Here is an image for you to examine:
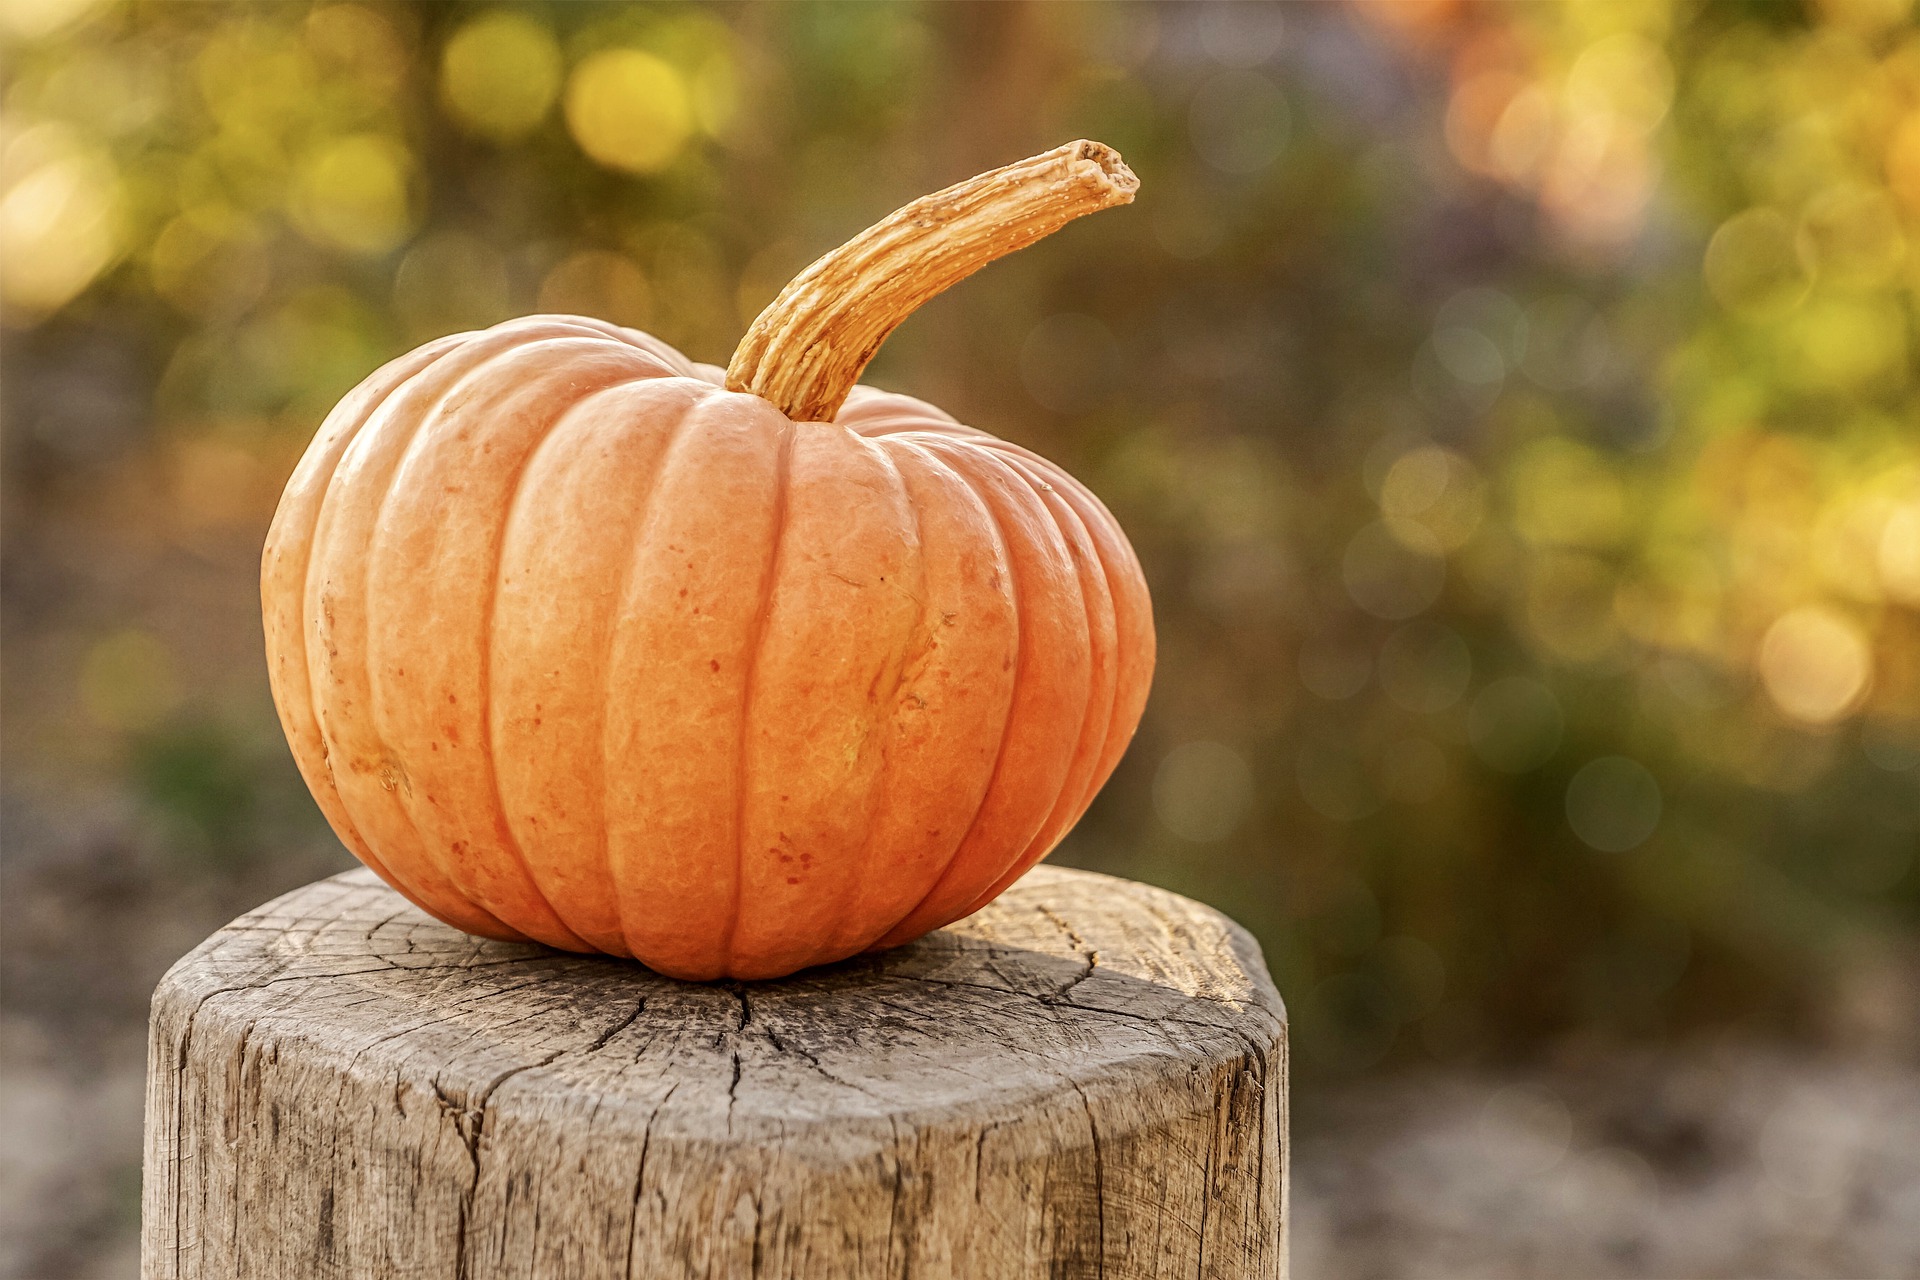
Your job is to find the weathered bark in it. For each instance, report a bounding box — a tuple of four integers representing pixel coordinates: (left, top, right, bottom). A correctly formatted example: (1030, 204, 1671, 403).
(143, 864, 1287, 1278)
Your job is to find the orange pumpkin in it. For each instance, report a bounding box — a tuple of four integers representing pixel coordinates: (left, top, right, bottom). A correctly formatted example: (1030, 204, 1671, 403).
(261, 141, 1153, 979)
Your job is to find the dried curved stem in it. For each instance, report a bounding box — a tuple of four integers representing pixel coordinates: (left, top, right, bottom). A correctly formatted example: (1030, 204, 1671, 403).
(725, 140, 1139, 423)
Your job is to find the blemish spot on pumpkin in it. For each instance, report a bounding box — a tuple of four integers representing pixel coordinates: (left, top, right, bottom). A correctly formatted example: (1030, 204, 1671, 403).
(785, 876, 800, 886)
(709, 660, 720, 673)
(447, 693, 457, 705)
(376, 756, 411, 797)
(679, 588, 688, 598)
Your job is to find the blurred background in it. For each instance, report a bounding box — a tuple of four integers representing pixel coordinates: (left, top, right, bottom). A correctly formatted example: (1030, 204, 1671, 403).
(4, 0, 1919, 1275)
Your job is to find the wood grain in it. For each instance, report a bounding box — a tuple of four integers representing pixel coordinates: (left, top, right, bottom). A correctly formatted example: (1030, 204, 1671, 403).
(143, 864, 1286, 1278)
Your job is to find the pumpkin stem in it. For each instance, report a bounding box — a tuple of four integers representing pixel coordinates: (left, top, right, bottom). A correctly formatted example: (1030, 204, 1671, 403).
(724, 140, 1138, 423)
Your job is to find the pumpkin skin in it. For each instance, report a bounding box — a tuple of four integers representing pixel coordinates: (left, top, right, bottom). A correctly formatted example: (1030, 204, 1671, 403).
(262, 315, 1154, 979)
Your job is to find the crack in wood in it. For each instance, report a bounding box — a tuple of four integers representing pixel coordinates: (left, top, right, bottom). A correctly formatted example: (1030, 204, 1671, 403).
(622, 1079, 679, 1279)
(1067, 1080, 1107, 1280)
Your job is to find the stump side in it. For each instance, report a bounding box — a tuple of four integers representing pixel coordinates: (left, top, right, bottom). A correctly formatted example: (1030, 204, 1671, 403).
(143, 865, 1286, 1280)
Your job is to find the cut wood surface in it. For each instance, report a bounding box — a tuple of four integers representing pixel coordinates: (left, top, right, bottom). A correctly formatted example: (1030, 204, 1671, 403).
(143, 864, 1287, 1279)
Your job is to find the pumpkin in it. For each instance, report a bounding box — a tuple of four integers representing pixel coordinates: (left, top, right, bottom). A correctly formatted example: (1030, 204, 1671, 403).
(261, 140, 1154, 979)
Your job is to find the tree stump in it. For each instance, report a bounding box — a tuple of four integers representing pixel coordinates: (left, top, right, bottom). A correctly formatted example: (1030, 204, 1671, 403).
(143, 865, 1287, 1279)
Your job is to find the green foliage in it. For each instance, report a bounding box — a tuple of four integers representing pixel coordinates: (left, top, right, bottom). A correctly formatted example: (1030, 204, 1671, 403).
(131, 717, 322, 869)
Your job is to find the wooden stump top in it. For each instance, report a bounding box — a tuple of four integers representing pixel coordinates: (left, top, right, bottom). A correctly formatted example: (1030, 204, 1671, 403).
(146, 864, 1287, 1278)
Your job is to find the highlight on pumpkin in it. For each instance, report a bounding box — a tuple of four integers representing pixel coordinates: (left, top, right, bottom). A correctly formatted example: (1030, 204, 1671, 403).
(258, 144, 1155, 980)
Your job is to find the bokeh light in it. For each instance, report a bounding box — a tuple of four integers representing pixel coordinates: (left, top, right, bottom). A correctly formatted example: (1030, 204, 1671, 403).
(1467, 676, 1564, 773)
(1381, 444, 1485, 552)
(564, 49, 692, 175)
(440, 12, 563, 142)
(1704, 208, 1812, 318)
(289, 133, 415, 256)
(0, 0, 108, 41)
(0, 123, 121, 317)
(1881, 503, 1920, 604)
(1565, 756, 1663, 853)
(1759, 606, 1874, 726)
